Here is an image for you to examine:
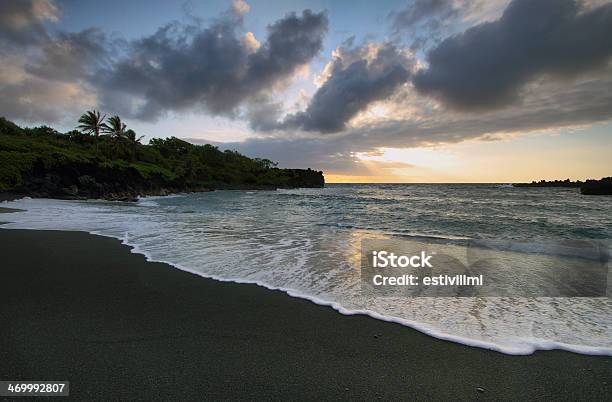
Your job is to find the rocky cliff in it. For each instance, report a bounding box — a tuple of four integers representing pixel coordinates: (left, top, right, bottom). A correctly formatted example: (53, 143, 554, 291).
(0, 117, 324, 201)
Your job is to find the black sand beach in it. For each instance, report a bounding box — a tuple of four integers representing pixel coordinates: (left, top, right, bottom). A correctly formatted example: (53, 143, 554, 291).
(1, 228, 610, 400)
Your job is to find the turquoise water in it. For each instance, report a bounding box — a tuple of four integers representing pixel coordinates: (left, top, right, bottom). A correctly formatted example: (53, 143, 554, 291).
(3, 184, 611, 354)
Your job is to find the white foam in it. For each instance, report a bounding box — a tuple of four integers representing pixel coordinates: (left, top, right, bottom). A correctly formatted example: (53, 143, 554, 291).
(64, 230, 612, 356)
(2, 196, 611, 356)
(137, 200, 160, 207)
(137, 193, 187, 201)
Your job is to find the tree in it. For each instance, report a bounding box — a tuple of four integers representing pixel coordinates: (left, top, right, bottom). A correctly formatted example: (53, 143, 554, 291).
(125, 129, 144, 145)
(77, 110, 106, 153)
(254, 158, 278, 169)
(103, 115, 127, 140)
(125, 129, 144, 160)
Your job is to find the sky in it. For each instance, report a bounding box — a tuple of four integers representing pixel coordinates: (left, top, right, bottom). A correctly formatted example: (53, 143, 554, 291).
(1, 0, 611, 182)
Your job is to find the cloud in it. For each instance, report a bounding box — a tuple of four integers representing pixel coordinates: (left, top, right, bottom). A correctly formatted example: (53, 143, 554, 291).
(0, 1, 327, 125)
(232, 0, 251, 16)
(26, 28, 110, 81)
(0, 53, 96, 124)
(276, 0, 612, 135)
(281, 40, 414, 133)
(391, 0, 459, 29)
(223, 136, 361, 172)
(0, 0, 102, 124)
(220, 67, 612, 172)
(242, 31, 261, 52)
(390, 0, 475, 50)
(244, 95, 284, 132)
(99, 7, 328, 120)
(413, 0, 612, 110)
(0, 0, 58, 46)
(2, 0, 612, 175)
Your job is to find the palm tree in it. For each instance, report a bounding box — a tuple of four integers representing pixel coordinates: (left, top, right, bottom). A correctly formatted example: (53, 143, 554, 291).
(77, 110, 106, 153)
(125, 129, 144, 145)
(124, 129, 144, 161)
(103, 115, 127, 140)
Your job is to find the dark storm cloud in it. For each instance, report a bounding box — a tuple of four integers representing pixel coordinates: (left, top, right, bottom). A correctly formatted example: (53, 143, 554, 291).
(3, 0, 612, 167)
(218, 71, 612, 171)
(281, 41, 413, 133)
(413, 0, 612, 111)
(277, 0, 612, 135)
(0, 1, 327, 124)
(389, 0, 470, 51)
(0, 0, 107, 123)
(244, 95, 284, 132)
(0, 0, 109, 76)
(391, 0, 460, 32)
(100, 9, 328, 120)
(0, 0, 57, 47)
(27, 28, 110, 81)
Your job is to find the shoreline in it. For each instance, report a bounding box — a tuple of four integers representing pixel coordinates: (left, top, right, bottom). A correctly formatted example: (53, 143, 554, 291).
(1, 228, 610, 399)
(2, 200, 611, 356)
(113, 230, 612, 357)
(0, 185, 313, 204)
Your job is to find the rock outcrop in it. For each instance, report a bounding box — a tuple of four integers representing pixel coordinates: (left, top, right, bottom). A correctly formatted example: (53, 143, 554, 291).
(580, 177, 612, 195)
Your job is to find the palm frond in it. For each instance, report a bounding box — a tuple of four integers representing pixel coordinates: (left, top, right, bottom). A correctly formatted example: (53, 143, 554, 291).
(103, 115, 128, 138)
(125, 129, 143, 144)
(77, 110, 106, 136)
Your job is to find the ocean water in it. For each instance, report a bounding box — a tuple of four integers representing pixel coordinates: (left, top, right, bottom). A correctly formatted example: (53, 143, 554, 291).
(3, 184, 611, 355)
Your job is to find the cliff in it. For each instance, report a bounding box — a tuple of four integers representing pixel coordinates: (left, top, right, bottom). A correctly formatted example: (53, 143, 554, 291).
(0, 118, 324, 201)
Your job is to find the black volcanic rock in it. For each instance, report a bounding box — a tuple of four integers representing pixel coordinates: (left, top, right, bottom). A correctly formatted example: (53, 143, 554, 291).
(580, 177, 612, 195)
(514, 179, 582, 188)
(514, 177, 612, 196)
(0, 117, 325, 201)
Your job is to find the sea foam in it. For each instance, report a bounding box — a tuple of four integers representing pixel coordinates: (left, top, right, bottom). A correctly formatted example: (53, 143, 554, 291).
(2, 186, 611, 356)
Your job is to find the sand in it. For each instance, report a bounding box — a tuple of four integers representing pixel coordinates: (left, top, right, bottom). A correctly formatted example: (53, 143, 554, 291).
(0, 229, 610, 400)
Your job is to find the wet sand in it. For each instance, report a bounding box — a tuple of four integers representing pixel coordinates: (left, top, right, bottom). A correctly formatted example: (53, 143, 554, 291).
(0, 229, 610, 400)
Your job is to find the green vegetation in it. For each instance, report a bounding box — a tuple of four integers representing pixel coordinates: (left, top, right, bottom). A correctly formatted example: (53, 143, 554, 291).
(0, 114, 324, 200)
(514, 177, 612, 195)
(77, 110, 106, 153)
(514, 179, 582, 188)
